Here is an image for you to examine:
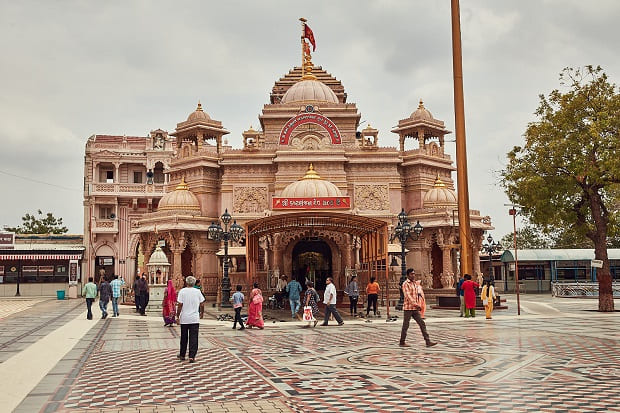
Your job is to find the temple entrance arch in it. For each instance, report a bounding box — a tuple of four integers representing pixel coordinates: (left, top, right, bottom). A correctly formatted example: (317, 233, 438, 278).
(292, 238, 332, 290)
(246, 211, 395, 316)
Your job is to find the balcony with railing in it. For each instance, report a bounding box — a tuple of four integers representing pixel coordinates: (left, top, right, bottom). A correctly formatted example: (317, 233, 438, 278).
(92, 218, 118, 233)
(90, 183, 166, 196)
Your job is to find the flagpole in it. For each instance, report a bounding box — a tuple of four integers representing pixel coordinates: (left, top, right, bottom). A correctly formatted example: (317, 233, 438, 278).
(300, 17, 307, 79)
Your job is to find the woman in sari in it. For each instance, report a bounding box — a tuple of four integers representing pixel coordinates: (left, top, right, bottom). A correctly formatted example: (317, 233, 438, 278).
(162, 279, 177, 327)
(480, 278, 497, 319)
(246, 282, 264, 329)
(302, 280, 320, 328)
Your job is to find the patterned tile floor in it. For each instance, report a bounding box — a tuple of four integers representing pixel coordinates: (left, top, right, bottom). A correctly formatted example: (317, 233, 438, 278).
(5, 295, 620, 412)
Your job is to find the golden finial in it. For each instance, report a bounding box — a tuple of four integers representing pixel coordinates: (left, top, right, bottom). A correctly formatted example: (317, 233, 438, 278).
(434, 175, 445, 187)
(176, 177, 190, 191)
(196, 101, 203, 111)
(418, 99, 425, 109)
(303, 163, 321, 179)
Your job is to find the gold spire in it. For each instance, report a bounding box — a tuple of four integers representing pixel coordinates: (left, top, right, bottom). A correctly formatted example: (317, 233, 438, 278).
(196, 101, 203, 111)
(418, 99, 425, 109)
(301, 45, 317, 80)
(176, 177, 190, 191)
(434, 175, 446, 187)
(302, 163, 321, 179)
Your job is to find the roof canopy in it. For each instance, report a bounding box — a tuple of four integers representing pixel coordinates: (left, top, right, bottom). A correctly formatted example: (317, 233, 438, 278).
(501, 249, 620, 262)
(246, 211, 387, 239)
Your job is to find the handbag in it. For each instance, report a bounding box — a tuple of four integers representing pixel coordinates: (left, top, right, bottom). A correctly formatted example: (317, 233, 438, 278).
(302, 306, 315, 322)
(252, 293, 263, 304)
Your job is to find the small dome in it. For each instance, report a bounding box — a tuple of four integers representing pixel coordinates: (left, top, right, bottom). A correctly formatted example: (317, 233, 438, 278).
(423, 176, 457, 208)
(410, 99, 434, 121)
(148, 245, 170, 266)
(187, 102, 211, 122)
(158, 178, 201, 212)
(281, 80, 339, 104)
(281, 164, 342, 197)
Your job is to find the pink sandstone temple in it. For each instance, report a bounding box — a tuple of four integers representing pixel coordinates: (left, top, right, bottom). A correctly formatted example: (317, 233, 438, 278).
(83, 26, 492, 302)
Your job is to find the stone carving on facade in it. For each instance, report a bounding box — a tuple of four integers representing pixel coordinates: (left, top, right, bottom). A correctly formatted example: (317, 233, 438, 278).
(421, 272, 433, 289)
(441, 272, 455, 289)
(233, 186, 268, 214)
(354, 184, 389, 211)
(290, 134, 331, 150)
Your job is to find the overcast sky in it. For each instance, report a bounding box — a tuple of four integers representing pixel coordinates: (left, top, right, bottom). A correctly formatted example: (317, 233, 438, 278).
(1, 1, 619, 241)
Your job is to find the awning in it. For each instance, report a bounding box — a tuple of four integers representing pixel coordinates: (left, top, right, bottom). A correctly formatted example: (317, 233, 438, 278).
(388, 243, 409, 254)
(0, 254, 83, 260)
(216, 246, 246, 256)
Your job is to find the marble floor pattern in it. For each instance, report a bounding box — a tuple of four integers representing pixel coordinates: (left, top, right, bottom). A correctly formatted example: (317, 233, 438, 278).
(5, 295, 620, 413)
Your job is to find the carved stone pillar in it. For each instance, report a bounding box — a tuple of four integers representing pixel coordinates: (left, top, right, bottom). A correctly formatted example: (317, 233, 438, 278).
(442, 247, 452, 280)
(172, 248, 184, 289)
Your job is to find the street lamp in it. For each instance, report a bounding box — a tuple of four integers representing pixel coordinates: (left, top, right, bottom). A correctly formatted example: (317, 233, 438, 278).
(391, 208, 423, 311)
(208, 209, 244, 308)
(481, 233, 501, 282)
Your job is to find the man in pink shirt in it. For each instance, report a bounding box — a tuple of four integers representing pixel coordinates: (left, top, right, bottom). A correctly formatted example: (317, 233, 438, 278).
(399, 268, 437, 348)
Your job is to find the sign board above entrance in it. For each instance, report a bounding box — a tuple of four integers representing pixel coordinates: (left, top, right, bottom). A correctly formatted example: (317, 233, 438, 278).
(279, 113, 342, 145)
(272, 196, 350, 210)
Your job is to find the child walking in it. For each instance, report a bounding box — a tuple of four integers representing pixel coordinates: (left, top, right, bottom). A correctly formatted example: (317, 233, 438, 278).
(232, 285, 245, 330)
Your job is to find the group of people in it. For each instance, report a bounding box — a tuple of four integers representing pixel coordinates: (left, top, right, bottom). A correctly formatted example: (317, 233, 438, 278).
(456, 274, 497, 319)
(82, 274, 125, 320)
(132, 273, 150, 315)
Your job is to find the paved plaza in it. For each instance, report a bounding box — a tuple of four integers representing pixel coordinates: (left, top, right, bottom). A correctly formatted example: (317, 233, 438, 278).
(1, 295, 619, 413)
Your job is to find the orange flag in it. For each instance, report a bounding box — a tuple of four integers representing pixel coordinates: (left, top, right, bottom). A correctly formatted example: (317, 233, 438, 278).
(304, 24, 316, 51)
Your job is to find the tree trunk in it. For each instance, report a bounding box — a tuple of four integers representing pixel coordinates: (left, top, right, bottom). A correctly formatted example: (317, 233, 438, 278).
(589, 190, 614, 312)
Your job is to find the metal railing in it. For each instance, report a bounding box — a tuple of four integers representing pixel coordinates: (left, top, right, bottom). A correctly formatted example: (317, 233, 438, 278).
(551, 282, 620, 297)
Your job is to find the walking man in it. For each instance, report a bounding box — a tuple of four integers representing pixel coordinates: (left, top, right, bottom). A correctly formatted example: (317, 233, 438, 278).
(232, 284, 245, 330)
(83, 276, 97, 320)
(321, 277, 344, 326)
(137, 275, 149, 315)
(99, 276, 112, 319)
(176, 275, 205, 363)
(286, 276, 303, 319)
(110, 275, 125, 317)
(399, 268, 437, 348)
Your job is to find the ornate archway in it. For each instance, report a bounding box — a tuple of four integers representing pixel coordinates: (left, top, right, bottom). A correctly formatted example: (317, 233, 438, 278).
(246, 212, 394, 315)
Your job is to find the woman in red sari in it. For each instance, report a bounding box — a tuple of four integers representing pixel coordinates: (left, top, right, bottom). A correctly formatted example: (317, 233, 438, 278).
(246, 282, 264, 329)
(461, 274, 479, 318)
(162, 279, 177, 326)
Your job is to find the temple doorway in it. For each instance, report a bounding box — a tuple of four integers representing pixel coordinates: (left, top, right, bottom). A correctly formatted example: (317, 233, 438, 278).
(292, 238, 332, 291)
(431, 242, 443, 289)
(181, 244, 193, 278)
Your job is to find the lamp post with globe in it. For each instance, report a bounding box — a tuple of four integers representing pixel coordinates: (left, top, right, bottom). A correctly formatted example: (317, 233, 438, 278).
(391, 209, 424, 311)
(208, 209, 244, 308)
(481, 233, 502, 282)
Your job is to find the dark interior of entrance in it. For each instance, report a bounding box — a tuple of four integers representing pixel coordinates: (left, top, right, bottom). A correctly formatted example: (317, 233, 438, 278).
(292, 238, 332, 291)
(431, 242, 443, 289)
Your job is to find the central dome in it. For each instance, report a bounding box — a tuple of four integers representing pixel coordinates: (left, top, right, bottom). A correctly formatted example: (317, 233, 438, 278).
(158, 178, 201, 212)
(281, 79, 339, 104)
(280, 164, 342, 197)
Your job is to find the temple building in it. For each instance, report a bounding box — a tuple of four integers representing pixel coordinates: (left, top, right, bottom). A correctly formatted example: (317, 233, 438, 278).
(83, 27, 493, 301)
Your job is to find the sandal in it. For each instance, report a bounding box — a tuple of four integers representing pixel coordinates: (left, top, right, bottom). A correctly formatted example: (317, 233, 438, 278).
(189, 358, 195, 363)
(176, 355, 185, 361)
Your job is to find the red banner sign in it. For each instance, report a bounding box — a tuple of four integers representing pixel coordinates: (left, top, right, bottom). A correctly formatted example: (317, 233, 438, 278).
(279, 113, 342, 145)
(272, 196, 350, 210)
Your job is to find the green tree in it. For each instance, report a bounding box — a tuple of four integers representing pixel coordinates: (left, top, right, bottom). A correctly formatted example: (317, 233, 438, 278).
(500, 225, 551, 249)
(4, 210, 68, 234)
(502, 66, 620, 312)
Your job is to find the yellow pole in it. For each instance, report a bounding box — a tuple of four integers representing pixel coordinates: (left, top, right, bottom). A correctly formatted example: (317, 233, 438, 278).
(299, 17, 307, 79)
(450, 0, 473, 276)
